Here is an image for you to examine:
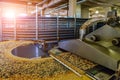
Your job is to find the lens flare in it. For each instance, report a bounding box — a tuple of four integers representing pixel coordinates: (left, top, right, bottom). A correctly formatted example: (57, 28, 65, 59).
(4, 9, 15, 18)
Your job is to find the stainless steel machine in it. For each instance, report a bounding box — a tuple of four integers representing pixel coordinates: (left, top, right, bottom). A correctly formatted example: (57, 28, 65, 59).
(57, 10, 120, 79)
(59, 24, 120, 71)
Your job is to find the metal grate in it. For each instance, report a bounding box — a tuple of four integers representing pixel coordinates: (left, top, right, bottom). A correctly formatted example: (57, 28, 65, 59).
(1, 17, 88, 42)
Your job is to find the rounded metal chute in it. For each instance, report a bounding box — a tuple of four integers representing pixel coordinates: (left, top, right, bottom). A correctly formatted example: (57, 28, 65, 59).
(79, 18, 106, 40)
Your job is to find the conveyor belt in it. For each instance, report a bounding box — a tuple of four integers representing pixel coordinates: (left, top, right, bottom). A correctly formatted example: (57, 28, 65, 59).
(50, 54, 85, 77)
(49, 48, 96, 79)
(49, 48, 115, 80)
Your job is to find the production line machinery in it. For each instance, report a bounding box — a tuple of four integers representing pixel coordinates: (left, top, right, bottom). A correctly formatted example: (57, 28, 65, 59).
(49, 10, 120, 80)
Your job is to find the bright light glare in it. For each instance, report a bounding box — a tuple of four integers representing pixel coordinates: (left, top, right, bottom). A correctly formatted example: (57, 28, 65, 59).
(31, 11, 35, 14)
(4, 9, 15, 18)
(95, 10, 99, 14)
(19, 13, 28, 17)
(45, 15, 51, 17)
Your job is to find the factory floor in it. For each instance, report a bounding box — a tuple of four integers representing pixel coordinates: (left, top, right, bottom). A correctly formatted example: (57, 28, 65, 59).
(0, 41, 92, 80)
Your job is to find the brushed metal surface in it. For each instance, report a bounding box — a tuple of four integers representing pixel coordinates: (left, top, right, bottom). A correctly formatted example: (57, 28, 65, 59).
(85, 25, 120, 41)
(59, 39, 120, 71)
(59, 24, 120, 71)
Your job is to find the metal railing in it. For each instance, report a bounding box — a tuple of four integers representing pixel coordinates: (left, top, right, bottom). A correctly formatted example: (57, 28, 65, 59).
(1, 17, 88, 42)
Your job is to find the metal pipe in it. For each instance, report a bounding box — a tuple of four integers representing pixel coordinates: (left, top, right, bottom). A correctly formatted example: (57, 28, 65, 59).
(57, 14, 59, 41)
(35, 0, 48, 40)
(36, 5, 38, 40)
(88, 0, 112, 6)
(77, 0, 86, 4)
(74, 17, 77, 39)
(36, 0, 48, 6)
(32, 0, 48, 14)
(14, 16, 16, 40)
(0, 8, 2, 41)
(46, 3, 67, 15)
(45, 0, 87, 15)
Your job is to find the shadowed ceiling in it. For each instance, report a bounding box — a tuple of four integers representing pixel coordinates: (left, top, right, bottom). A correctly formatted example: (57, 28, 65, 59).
(0, 0, 120, 17)
(0, 0, 120, 7)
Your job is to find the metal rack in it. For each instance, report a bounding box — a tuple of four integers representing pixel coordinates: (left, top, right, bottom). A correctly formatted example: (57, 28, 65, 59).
(1, 17, 88, 42)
